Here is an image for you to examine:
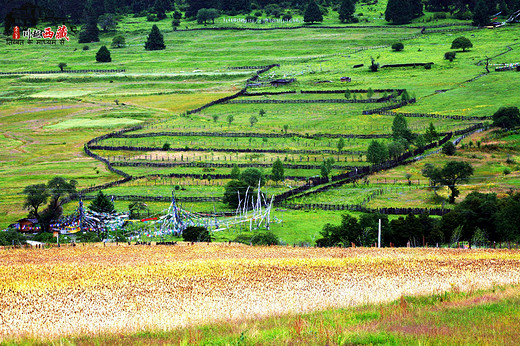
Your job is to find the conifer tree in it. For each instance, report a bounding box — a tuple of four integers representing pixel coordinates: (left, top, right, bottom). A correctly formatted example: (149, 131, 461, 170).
(304, 0, 323, 23)
(338, 0, 355, 23)
(385, 0, 413, 24)
(145, 24, 166, 50)
(271, 158, 285, 185)
(473, 0, 489, 26)
(95, 45, 111, 62)
(88, 191, 115, 213)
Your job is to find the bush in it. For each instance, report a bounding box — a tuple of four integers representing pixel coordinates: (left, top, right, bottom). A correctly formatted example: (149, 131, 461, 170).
(282, 13, 292, 21)
(254, 11, 262, 17)
(77, 231, 101, 243)
(252, 232, 279, 245)
(111, 35, 126, 48)
(444, 51, 456, 61)
(172, 19, 180, 27)
(95, 46, 111, 63)
(182, 226, 211, 242)
(442, 141, 456, 155)
(424, 63, 432, 69)
(503, 167, 512, 175)
(0, 230, 27, 246)
(82, 45, 89, 51)
(233, 232, 279, 245)
(33, 232, 55, 243)
(433, 12, 447, 20)
(147, 14, 159, 21)
(391, 42, 404, 51)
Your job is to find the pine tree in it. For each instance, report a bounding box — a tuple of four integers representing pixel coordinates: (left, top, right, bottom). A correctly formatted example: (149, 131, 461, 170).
(88, 191, 115, 213)
(271, 158, 285, 184)
(338, 0, 355, 23)
(473, 0, 489, 26)
(304, 0, 323, 23)
(78, 2, 99, 43)
(392, 114, 414, 142)
(96, 45, 111, 62)
(385, 0, 413, 24)
(145, 24, 166, 50)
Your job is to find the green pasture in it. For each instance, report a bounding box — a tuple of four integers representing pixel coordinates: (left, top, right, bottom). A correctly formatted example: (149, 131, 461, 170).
(1, 11, 520, 231)
(98, 134, 378, 152)
(107, 165, 345, 179)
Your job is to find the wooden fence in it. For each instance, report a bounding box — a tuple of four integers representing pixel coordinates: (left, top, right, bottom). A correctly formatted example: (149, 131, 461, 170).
(0, 69, 125, 75)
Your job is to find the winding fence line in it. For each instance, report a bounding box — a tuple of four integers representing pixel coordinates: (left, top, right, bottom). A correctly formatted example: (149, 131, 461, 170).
(362, 99, 416, 115)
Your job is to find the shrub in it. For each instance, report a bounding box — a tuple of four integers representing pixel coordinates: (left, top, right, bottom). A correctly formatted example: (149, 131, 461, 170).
(282, 13, 292, 21)
(251, 232, 279, 245)
(424, 63, 432, 69)
(442, 141, 456, 155)
(95, 46, 111, 63)
(444, 51, 456, 61)
(433, 12, 447, 20)
(254, 11, 262, 17)
(182, 226, 211, 242)
(111, 35, 126, 48)
(82, 45, 89, 50)
(503, 167, 511, 175)
(172, 19, 180, 27)
(493, 106, 520, 129)
(147, 13, 159, 21)
(391, 42, 404, 51)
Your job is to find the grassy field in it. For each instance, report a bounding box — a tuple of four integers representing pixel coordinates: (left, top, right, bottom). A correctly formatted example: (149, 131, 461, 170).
(2, 246, 520, 343)
(1, 9, 520, 232)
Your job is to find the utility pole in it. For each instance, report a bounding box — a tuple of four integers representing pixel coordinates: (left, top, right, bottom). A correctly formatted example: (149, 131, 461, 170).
(378, 219, 381, 248)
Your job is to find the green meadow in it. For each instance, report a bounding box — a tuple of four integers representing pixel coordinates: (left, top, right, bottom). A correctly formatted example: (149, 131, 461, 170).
(1, 8, 519, 233)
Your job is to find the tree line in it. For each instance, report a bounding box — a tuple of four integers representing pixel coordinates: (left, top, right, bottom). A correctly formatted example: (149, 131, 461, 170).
(317, 190, 520, 248)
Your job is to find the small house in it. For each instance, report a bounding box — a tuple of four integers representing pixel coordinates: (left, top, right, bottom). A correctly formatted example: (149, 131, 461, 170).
(17, 218, 40, 232)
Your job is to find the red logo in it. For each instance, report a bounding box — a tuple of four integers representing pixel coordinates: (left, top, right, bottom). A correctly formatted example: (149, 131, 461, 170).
(13, 26, 20, 40)
(42, 27, 54, 39)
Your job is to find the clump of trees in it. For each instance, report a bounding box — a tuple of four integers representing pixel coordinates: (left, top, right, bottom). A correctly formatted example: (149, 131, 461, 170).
(223, 168, 265, 208)
(196, 8, 220, 24)
(317, 189, 520, 248)
(492, 106, 520, 129)
(385, 0, 423, 24)
(22, 177, 78, 233)
(422, 161, 474, 203)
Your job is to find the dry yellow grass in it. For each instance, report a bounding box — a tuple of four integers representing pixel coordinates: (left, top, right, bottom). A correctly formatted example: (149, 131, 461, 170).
(1, 245, 520, 341)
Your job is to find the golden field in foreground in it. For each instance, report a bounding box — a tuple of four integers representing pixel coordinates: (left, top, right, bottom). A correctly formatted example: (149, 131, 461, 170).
(1, 245, 520, 341)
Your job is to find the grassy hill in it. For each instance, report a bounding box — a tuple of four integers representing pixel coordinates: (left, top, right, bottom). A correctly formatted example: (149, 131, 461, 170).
(1, 10, 519, 243)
